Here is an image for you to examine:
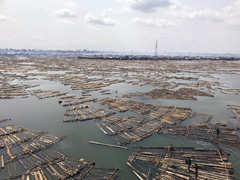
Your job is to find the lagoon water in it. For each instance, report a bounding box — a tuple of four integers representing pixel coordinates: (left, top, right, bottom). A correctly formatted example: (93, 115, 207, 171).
(0, 59, 240, 179)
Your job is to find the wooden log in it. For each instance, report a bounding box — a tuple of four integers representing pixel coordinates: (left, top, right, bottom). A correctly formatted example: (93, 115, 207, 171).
(89, 141, 128, 149)
(1, 154, 4, 169)
(146, 167, 151, 180)
(107, 168, 119, 180)
(133, 170, 144, 180)
(127, 162, 147, 179)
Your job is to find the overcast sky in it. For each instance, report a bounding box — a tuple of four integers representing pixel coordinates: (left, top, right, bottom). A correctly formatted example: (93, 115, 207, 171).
(0, 0, 240, 53)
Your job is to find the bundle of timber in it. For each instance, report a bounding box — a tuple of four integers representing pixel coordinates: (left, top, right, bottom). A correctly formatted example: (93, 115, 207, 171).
(226, 89, 240, 95)
(1, 133, 63, 163)
(127, 147, 235, 180)
(160, 107, 192, 125)
(0, 120, 119, 180)
(3, 150, 119, 180)
(159, 123, 240, 147)
(71, 82, 110, 90)
(95, 116, 164, 145)
(97, 98, 192, 125)
(113, 120, 164, 145)
(123, 88, 213, 101)
(0, 125, 23, 136)
(28, 89, 66, 99)
(126, 81, 177, 89)
(95, 116, 145, 135)
(58, 94, 97, 106)
(227, 105, 240, 118)
(97, 97, 154, 113)
(0, 84, 38, 99)
(64, 104, 115, 122)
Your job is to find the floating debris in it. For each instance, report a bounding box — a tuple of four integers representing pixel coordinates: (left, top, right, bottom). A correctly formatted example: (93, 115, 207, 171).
(127, 147, 234, 180)
(159, 123, 240, 147)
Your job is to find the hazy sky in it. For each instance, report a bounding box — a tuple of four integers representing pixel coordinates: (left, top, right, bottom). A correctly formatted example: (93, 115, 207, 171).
(0, 0, 240, 53)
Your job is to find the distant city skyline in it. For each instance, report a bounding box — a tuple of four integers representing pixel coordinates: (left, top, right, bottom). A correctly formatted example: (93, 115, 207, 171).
(0, 0, 240, 54)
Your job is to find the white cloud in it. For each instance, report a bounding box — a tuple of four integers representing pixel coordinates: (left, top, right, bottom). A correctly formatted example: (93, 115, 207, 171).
(85, 12, 115, 26)
(132, 17, 175, 27)
(222, 1, 240, 25)
(184, 9, 224, 22)
(64, 2, 77, 8)
(55, 9, 77, 18)
(0, 15, 16, 22)
(128, 0, 172, 13)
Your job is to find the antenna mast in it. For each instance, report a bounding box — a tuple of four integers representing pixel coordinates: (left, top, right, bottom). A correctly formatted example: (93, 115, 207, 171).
(155, 40, 158, 56)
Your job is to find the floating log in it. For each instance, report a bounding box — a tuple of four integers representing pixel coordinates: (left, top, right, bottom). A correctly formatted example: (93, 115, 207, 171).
(89, 141, 128, 149)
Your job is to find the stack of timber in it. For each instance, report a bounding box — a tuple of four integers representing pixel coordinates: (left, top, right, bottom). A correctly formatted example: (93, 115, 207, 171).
(57, 94, 97, 106)
(160, 107, 192, 125)
(0, 84, 38, 99)
(227, 105, 240, 118)
(227, 105, 240, 130)
(64, 104, 115, 122)
(71, 82, 110, 90)
(0, 125, 23, 137)
(95, 116, 164, 145)
(226, 89, 240, 95)
(0, 121, 119, 179)
(97, 98, 192, 125)
(159, 123, 240, 147)
(4, 152, 118, 180)
(28, 89, 66, 99)
(127, 147, 234, 180)
(123, 88, 213, 101)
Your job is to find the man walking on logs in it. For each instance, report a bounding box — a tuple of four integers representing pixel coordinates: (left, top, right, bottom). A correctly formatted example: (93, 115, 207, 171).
(193, 163, 199, 179)
(216, 127, 220, 138)
(168, 144, 174, 159)
(168, 144, 174, 152)
(185, 157, 192, 172)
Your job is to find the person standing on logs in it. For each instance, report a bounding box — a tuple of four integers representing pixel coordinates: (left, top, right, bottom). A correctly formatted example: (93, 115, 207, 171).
(216, 127, 220, 138)
(168, 144, 174, 152)
(193, 163, 199, 179)
(167, 144, 174, 159)
(185, 157, 192, 172)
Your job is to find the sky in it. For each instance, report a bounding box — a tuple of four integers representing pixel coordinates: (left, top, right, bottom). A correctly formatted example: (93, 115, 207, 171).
(0, 0, 240, 54)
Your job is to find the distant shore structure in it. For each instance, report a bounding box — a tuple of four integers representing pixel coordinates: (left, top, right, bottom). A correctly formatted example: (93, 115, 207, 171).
(155, 40, 158, 57)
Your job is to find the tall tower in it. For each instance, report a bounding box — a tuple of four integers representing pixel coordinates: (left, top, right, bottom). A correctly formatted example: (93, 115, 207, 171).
(155, 40, 158, 57)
